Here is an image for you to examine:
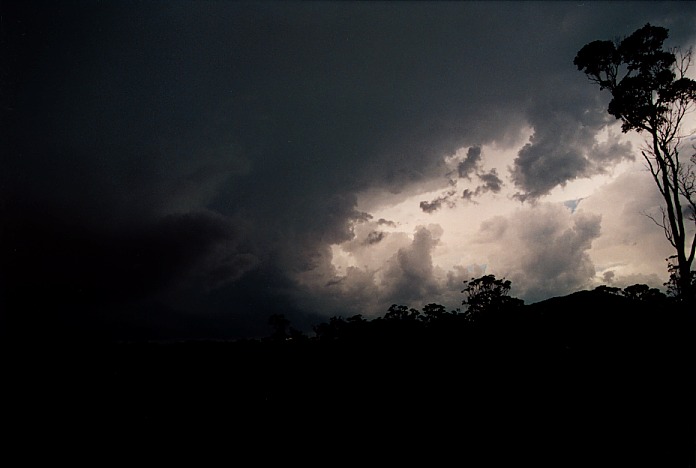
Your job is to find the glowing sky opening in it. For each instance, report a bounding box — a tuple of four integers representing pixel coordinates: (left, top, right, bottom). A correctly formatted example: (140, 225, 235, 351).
(329, 113, 692, 312)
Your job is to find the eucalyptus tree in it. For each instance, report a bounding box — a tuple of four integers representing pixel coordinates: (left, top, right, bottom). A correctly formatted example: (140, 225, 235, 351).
(574, 24, 696, 303)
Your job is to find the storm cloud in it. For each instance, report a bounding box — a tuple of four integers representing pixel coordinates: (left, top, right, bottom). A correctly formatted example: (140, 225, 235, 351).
(458, 146, 483, 179)
(477, 204, 603, 302)
(323, 224, 454, 317)
(2, 1, 694, 340)
(423, 145, 505, 210)
(420, 187, 458, 213)
(462, 168, 504, 202)
(510, 81, 635, 201)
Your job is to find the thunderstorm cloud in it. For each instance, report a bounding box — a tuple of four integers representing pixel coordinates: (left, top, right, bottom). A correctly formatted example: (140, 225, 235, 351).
(3, 1, 694, 340)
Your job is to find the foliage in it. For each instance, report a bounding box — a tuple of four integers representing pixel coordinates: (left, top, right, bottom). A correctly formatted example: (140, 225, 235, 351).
(621, 283, 666, 303)
(308, 274, 524, 341)
(594, 283, 667, 305)
(574, 24, 696, 134)
(593, 284, 622, 295)
(664, 255, 696, 301)
(268, 313, 306, 342)
(384, 304, 422, 321)
(461, 274, 524, 320)
(309, 275, 525, 344)
(595, 283, 667, 303)
(575, 23, 696, 304)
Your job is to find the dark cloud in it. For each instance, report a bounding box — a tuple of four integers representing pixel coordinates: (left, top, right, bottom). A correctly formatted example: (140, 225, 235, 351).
(3, 207, 243, 302)
(478, 169, 504, 193)
(365, 231, 387, 245)
(511, 141, 591, 202)
(420, 200, 443, 214)
(509, 78, 621, 201)
(382, 226, 442, 303)
(336, 216, 402, 257)
(1, 205, 260, 341)
(603, 271, 616, 284)
(461, 189, 478, 203)
(2, 1, 694, 340)
(426, 147, 504, 210)
(319, 265, 382, 318)
(420, 188, 457, 213)
(458, 146, 482, 179)
(462, 168, 505, 202)
(508, 31, 658, 203)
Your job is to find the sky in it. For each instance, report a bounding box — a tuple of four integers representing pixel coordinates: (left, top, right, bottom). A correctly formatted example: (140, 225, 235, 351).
(2, 1, 695, 341)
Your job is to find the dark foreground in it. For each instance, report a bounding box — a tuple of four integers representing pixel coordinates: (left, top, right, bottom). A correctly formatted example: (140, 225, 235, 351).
(4, 291, 695, 465)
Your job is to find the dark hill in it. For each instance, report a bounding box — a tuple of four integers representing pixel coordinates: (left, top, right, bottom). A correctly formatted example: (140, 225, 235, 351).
(4, 290, 694, 465)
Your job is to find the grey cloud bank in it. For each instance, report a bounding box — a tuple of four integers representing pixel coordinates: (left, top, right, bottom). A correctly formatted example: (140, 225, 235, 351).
(2, 1, 695, 340)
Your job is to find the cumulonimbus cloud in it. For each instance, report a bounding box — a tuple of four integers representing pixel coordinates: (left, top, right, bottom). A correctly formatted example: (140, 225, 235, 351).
(476, 203, 603, 302)
(3, 1, 693, 340)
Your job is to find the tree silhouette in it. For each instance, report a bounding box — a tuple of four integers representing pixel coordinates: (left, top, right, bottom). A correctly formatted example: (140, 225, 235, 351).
(461, 274, 523, 320)
(665, 255, 696, 301)
(574, 24, 696, 304)
(268, 313, 291, 341)
(621, 283, 666, 303)
(594, 284, 622, 295)
(421, 303, 450, 323)
(384, 304, 421, 321)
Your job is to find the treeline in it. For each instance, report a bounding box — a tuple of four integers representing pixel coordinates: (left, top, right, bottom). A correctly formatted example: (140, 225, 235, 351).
(6, 275, 694, 465)
(242, 274, 692, 465)
(265, 274, 687, 344)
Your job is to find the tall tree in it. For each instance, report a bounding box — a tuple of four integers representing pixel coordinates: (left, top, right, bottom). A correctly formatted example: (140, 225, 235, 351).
(462, 274, 523, 319)
(574, 24, 696, 304)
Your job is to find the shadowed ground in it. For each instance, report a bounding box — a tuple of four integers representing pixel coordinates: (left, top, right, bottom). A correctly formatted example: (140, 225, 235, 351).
(4, 290, 694, 465)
